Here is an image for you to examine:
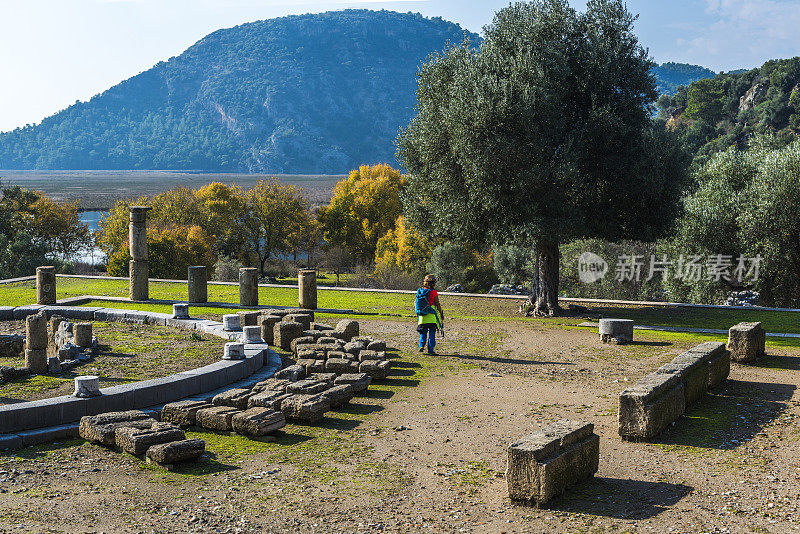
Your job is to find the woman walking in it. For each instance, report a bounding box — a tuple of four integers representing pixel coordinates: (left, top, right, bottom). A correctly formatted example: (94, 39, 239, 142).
(415, 274, 444, 355)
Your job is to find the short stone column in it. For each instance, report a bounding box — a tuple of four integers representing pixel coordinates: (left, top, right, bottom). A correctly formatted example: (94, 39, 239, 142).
(25, 311, 49, 374)
(188, 266, 208, 303)
(74, 375, 101, 398)
(173, 303, 190, 319)
(298, 269, 317, 310)
(129, 206, 152, 301)
(599, 318, 634, 344)
(223, 314, 241, 332)
(74, 323, 93, 348)
(223, 342, 245, 360)
(239, 267, 259, 307)
(36, 266, 56, 304)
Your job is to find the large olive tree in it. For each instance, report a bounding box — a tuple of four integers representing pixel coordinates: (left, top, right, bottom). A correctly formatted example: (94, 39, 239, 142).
(397, 0, 688, 315)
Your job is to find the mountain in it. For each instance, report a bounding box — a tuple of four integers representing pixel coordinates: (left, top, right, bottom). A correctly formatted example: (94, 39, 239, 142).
(0, 10, 477, 173)
(652, 62, 716, 95)
(657, 57, 800, 165)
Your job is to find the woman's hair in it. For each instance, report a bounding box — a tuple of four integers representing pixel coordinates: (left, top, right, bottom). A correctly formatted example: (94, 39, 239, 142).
(423, 274, 436, 288)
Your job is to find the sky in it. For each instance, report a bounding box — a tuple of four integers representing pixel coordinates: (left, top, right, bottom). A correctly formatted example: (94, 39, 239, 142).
(1, 0, 800, 133)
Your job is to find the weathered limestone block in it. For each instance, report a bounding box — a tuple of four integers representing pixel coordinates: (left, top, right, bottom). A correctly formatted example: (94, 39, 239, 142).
(358, 350, 385, 362)
(706, 349, 731, 389)
(237, 310, 262, 327)
(333, 319, 359, 342)
(299, 269, 317, 310)
(129, 259, 149, 302)
(286, 378, 330, 395)
(727, 322, 766, 363)
(326, 358, 357, 374)
(312, 322, 334, 331)
(161, 400, 211, 426)
(74, 375, 101, 397)
(281, 394, 331, 423)
(196, 406, 240, 431)
(26, 311, 48, 350)
(321, 384, 355, 408)
(310, 360, 326, 374)
(274, 321, 304, 350)
(47, 356, 61, 374)
(172, 303, 190, 319)
(618, 373, 685, 440)
(291, 336, 316, 354)
(242, 325, 263, 344)
(656, 356, 709, 406)
(36, 265, 56, 305)
(212, 388, 253, 410)
(223, 314, 241, 332)
(343, 340, 366, 357)
(223, 342, 245, 360)
(248, 390, 292, 410)
(232, 408, 286, 436)
(302, 330, 324, 341)
(359, 360, 392, 379)
(599, 318, 634, 344)
(260, 314, 281, 346)
(506, 420, 599, 504)
(334, 373, 372, 393)
(146, 439, 205, 467)
(295, 358, 316, 375)
(187, 265, 208, 303)
(239, 267, 259, 307)
(252, 377, 293, 393)
(308, 372, 336, 384)
(79, 410, 156, 447)
(366, 340, 386, 352)
(285, 313, 313, 331)
(73, 322, 93, 348)
(115, 422, 185, 456)
(273, 364, 305, 382)
(25, 349, 48, 375)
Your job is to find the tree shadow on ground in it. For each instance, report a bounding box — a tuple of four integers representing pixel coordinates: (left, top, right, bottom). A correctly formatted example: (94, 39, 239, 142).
(445, 352, 571, 366)
(337, 402, 384, 416)
(0, 438, 83, 459)
(172, 452, 238, 476)
(272, 431, 315, 446)
(361, 389, 394, 400)
(379, 376, 420, 388)
(315, 416, 362, 431)
(752, 354, 800, 371)
(654, 379, 795, 450)
(625, 340, 672, 347)
(542, 477, 693, 519)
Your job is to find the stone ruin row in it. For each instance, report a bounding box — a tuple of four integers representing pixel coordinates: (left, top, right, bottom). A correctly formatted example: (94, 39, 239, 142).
(79, 410, 204, 471)
(618, 341, 730, 440)
(0, 310, 97, 383)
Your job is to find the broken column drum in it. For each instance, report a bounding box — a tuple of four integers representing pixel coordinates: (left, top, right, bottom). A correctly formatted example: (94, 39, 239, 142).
(36, 265, 56, 305)
(187, 265, 208, 303)
(299, 269, 317, 310)
(599, 318, 634, 344)
(129, 206, 152, 301)
(239, 267, 259, 307)
(73, 322, 93, 348)
(173, 303, 190, 320)
(74, 375, 101, 398)
(25, 311, 49, 374)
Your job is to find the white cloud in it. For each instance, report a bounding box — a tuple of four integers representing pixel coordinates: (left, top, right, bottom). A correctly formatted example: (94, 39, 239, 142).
(684, 0, 800, 70)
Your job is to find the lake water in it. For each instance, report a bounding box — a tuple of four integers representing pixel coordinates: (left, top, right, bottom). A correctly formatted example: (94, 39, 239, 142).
(0, 170, 343, 209)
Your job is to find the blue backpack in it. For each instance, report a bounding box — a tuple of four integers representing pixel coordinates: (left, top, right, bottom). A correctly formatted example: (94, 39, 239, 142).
(415, 288, 434, 316)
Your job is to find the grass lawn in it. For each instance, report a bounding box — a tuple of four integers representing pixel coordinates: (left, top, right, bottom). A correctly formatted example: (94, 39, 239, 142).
(2, 276, 800, 335)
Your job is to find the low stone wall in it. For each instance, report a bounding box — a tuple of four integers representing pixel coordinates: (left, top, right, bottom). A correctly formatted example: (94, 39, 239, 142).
(506, 420, 599, 504)
(0, 305, 280, 442)
(618, 342, 730, 441)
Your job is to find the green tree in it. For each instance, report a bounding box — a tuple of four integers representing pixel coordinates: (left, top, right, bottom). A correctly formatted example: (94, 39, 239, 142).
(683, 78, 725, 123)
(398, 0, 688, 315)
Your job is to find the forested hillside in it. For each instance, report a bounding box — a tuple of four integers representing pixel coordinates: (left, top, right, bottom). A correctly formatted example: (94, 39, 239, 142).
(652, 62, 715, 95)
(0, 10, 477, 173)
(657, 57, 800, 166)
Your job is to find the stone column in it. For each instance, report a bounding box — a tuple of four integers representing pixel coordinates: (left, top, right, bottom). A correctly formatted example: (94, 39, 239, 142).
(298, 269, 317, 310)
(188, 266, 208, 303)
(25, 311, 48, 374)
(36, 266, 56, 305)
(129, 206, 152, 301)
(239, 267, 258, 307)
(74, 323, 93, 348)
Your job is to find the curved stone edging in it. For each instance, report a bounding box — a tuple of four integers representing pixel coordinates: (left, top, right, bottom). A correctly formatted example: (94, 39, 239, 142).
(0, 304, 280, 441)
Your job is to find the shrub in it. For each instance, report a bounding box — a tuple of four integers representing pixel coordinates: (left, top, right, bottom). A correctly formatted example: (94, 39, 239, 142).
(213, 255, 244, 282)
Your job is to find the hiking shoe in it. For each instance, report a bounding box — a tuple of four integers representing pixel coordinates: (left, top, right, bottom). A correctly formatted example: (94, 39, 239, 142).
(418, 346, 424, 352)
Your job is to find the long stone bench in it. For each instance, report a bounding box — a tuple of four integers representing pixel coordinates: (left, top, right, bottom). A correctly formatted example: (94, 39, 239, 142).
(0, 305, 281, 445)
(618, 342, 729, 441)
(506, 420, 599, 504)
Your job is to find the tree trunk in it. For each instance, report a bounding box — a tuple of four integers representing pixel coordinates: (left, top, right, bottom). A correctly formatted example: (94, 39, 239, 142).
(530, 239, 562, 316)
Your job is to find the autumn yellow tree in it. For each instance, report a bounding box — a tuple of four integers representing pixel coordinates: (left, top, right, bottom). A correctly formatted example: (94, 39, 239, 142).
(242, 179, 311, 276)
(321, 164, 406, 262)
(29, 195, 92, 259)
(106, 225, 215, 279)
(374, 216, 431, 273)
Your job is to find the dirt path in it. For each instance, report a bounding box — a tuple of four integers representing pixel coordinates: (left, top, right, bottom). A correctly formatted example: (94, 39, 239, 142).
(1, 318, 799, 533)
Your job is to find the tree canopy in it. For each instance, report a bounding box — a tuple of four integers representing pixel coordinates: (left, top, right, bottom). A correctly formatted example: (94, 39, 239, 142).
(397, 0, 689, 315)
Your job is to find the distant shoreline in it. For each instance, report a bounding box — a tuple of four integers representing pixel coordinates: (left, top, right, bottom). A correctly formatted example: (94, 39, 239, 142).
(0, 170, 343, 210)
